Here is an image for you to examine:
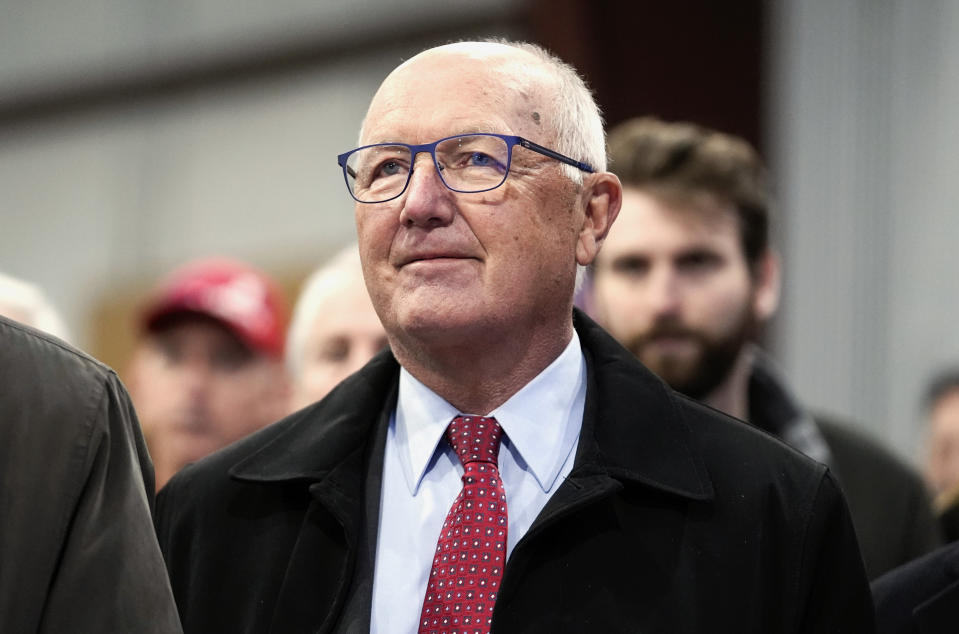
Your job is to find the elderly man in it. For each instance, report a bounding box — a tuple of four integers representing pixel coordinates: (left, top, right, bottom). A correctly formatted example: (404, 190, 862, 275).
(156, 41, 875, 633)
(285, 244, 388, 412)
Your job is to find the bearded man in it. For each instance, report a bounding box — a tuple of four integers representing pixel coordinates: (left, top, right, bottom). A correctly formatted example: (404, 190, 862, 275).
(589, 116, 940, 580)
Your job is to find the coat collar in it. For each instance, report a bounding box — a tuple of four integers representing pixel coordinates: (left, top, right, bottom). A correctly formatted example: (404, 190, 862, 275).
(230, 310, 713, 503)
(229, 349, 400, 484)
(570, 309, 713, 502)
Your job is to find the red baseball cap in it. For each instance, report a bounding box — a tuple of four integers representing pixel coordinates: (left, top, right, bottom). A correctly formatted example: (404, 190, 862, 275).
(140, 258, 287, 360)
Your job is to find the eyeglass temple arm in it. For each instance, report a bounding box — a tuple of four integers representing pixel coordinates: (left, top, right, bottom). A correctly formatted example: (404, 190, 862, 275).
(516, 137, 595, 173)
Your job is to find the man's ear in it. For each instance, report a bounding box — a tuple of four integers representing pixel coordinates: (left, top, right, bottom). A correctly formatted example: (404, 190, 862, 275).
(576, 173, 623, 266)
(753, 249, 781, 321)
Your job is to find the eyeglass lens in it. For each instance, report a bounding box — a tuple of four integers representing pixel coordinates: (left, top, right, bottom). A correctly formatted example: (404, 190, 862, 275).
(345, 134, 511, 203)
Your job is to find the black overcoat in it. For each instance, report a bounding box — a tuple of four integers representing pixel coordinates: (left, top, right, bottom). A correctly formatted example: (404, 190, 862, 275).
(156, 311, 875, 633)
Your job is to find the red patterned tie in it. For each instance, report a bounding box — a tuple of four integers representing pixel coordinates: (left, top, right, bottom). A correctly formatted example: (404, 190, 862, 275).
(418, 415, 508, 634)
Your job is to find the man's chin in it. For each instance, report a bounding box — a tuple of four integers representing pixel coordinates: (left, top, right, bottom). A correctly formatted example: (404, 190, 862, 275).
(392, 293, 494, 338)
(637, 354, 710, 395)
(652, 370, 703, 394)
(636, 348, 700, 377)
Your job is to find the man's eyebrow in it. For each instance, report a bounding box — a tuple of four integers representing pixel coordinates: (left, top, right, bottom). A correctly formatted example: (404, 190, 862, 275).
(609, 253, 649, 268)
(675, 244, 725, 257)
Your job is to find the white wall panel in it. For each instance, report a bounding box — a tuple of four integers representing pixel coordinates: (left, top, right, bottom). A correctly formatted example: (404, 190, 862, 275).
(0, 0, 519, 93)
(768, 0, 959, 463)
(0, 6, 523, 351)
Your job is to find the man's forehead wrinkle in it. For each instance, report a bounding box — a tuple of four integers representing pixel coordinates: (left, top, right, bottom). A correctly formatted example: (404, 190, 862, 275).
(499, 60, 559, 141)
(362, 58, 552, 145)
(361, 113, 514, 145)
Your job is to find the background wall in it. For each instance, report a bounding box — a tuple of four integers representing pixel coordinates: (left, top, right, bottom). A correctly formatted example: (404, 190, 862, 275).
(0, 0, 526, 368)
(768, 0, 959, 463)
(2, 0, 957, 466)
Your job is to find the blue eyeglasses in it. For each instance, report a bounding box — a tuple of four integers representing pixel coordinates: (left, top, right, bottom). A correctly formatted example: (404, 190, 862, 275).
(337, 133, 595, 204)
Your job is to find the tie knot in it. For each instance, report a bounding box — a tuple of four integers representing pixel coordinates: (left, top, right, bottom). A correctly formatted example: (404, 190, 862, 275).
(446, 415, 502, 467)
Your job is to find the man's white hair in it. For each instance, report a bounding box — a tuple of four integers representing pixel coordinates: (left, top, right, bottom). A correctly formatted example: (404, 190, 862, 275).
(284, 244, 366, 381)
(493, 39, 608, 184)
(0, 271, 70, 342)
(359, 39, 607, 186)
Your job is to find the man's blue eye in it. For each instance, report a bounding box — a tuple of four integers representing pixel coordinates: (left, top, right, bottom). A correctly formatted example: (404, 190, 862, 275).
(373, 159, 407, 181)
(469, 153, 494, 167)
(380, 161, 401, 175)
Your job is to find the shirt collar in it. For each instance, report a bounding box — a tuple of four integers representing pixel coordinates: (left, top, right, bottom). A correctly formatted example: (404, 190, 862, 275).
(395, 330, 586, 495)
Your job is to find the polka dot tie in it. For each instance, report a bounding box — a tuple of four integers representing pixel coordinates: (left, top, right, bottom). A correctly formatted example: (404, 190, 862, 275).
(418, 415, 508, 634)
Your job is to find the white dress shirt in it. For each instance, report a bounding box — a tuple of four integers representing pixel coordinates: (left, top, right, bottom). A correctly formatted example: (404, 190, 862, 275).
(369, 331, 587, 633)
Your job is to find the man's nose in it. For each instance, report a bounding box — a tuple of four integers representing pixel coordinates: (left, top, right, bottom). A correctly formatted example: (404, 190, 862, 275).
(176, 355, 214, 394)
(645, 267, 683, 317)
(398, 153, 455, 228)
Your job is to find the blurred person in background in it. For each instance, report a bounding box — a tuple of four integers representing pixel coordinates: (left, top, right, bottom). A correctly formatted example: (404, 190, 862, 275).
(0, 270, 71, 342)
(587, 116, 940, 578)
(0, 314, 181, 633)
(922, 368, 959, 541)
(286, 243, 388, 413)
(126, 257, 290, 490)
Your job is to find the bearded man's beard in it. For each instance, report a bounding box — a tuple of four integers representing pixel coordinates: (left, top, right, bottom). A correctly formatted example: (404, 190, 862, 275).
(626, 306, 758, 400)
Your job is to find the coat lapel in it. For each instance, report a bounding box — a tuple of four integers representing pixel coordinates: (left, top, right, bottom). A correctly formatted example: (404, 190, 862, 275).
(499, 312, 714, 605)
(268, 450, 368, 633)
(568, 309, 713, 501)
(228, 351, 400, 634)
